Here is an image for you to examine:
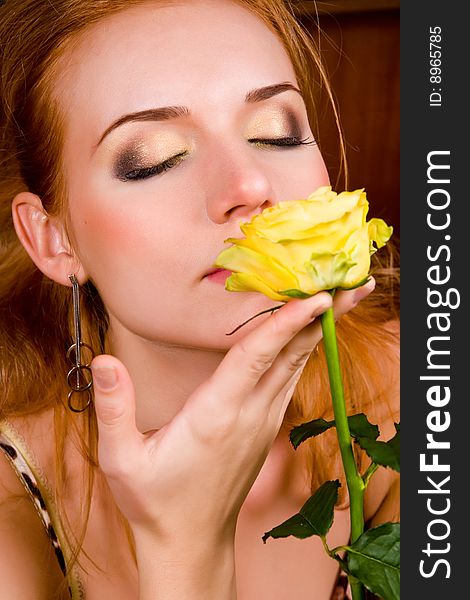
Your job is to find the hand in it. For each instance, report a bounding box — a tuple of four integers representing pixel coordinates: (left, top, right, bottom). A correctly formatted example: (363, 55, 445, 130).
(90, 280, 374, 598)
(90, 281, 375, 543)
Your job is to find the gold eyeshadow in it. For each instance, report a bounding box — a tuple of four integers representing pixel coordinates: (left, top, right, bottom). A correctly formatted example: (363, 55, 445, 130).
(113, 133, 189, 179)
(244, 105, 303, 139)
(111, 104, 306, 180)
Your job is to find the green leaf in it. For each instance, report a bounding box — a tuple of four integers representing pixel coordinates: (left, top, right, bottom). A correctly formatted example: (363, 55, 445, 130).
(289, 413, 379, 450)
(289, 418, 335, 449)
(300, 480, 340, 535)
(262, 480, 340, 543)
(346, 522, 400, 600)
(262, 513, 313, 542)
(348, 413, 380, 441)
(277, 288, 312, 299)
(355, 423, 400, 472)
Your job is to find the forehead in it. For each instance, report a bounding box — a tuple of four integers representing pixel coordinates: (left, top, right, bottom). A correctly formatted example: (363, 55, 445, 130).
(54, 0, 298, 139)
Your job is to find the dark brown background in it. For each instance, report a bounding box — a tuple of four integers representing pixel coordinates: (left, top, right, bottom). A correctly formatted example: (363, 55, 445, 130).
(297, 0, 400, 237)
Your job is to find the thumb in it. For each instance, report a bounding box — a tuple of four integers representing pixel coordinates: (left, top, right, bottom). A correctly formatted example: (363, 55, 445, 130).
(91, 355, 143, 475)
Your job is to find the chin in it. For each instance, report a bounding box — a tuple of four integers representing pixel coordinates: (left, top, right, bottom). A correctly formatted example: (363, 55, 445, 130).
(205, 294, 282, 345)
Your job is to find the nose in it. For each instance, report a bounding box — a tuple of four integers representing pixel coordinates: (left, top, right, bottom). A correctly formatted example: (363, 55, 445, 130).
(204, 145, 275, 224)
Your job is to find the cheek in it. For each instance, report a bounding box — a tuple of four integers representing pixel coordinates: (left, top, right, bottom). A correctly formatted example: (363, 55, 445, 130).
(68, 195, 196, 340)
(69, 194, 187, 283)
(304, 147, 330, 189)
(275, 147, 330, 200)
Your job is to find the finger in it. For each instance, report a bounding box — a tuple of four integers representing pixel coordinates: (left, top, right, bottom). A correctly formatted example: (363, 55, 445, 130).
(267, 365, 306, 435)
(257, 277, 377, 407)
(210, 291, 333, 408)
(91, 354, 144, 477)
(332, 277, 376, 318)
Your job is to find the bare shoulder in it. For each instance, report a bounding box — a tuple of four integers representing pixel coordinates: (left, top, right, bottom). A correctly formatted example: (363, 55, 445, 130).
(0, 449, 66, 598)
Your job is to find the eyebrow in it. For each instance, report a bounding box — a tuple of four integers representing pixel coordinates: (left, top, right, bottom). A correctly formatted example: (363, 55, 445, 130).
(96, 82, 303, 147)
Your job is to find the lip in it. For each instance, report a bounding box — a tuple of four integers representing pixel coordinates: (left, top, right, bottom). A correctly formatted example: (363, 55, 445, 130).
(204, 268, 232, 284)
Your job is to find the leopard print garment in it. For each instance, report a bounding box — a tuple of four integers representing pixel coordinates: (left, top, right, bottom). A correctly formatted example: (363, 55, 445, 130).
(0, 437, 68, 575)
(0, 421, 84, 599)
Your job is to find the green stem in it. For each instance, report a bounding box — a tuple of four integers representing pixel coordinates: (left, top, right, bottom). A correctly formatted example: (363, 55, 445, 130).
(320, 306, 365, 600)
(362, 462, 379, 488)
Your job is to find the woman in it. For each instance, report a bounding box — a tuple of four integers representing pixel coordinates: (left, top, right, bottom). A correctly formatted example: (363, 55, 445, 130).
(0, 0, 399, 598)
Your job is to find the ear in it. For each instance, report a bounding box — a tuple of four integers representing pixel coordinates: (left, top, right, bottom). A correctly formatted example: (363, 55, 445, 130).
(12, 191, 88, 286)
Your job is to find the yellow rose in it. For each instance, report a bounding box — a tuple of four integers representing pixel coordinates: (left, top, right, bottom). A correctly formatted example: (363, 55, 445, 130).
(214, 186, 393, 302)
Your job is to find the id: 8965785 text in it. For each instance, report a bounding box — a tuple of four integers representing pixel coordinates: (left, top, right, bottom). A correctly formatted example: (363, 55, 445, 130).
(429, 26, 442, 107)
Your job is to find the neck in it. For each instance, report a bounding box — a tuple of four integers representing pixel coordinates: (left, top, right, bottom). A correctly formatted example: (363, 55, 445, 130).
(108, 320, 226, 432)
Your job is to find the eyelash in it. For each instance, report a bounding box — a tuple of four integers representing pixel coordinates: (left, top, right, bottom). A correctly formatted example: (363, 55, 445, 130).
(122, 136, 316, 181)
(123, 152, 188, 181)
(248, 136, 316, 148)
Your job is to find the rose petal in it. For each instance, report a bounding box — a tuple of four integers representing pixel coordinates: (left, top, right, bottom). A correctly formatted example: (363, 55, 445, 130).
(215, 244, 299, 290)
(214, 187, 392, 301)
(225, 272, 290, 301)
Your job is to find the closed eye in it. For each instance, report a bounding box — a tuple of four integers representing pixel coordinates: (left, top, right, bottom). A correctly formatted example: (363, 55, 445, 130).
(248, 136, 316, 148)
(119, 136, 316, 182)
(121, 151, 188, 181)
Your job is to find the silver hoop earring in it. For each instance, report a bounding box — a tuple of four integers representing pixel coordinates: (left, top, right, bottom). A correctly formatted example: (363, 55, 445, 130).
(66, 274, 95, 413)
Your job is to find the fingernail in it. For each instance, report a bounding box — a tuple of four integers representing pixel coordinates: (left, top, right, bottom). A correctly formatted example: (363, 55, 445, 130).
(354, 279, 376, 302)
(310, 298, 331, 319)
(92, 365, 118, 391)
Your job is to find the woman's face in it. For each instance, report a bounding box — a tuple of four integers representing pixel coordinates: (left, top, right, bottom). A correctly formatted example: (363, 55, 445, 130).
(55, 0, 329, 350)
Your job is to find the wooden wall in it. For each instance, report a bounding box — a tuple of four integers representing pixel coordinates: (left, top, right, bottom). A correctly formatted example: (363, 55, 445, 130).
(297, 1, 400, 236)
